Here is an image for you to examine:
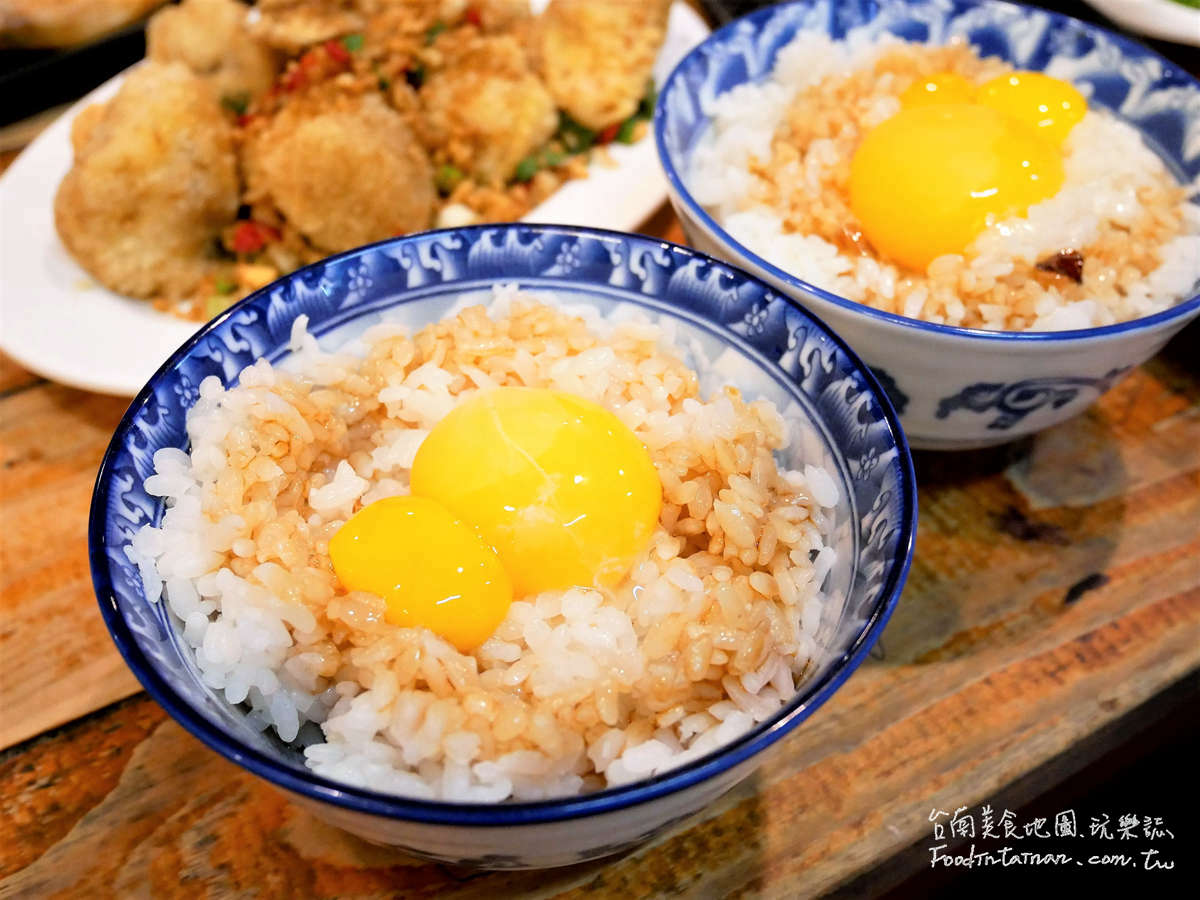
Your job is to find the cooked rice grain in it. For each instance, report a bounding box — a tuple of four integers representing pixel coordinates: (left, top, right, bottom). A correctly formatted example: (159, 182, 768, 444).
(690, 34, 1200, 331)
(133, 290, 839, 801)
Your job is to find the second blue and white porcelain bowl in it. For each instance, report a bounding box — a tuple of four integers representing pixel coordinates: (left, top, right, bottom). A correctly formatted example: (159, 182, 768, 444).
(91, 224, 915, 868)
(656, 0, 1200, 450)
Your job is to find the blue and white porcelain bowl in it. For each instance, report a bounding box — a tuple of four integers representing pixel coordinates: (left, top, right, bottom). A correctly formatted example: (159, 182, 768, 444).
(656, 0, 1200, 450)
(90, 224, 915, 868)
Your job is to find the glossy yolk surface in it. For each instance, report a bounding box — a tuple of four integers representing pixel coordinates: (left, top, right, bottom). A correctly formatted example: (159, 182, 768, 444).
(899, 72, 976, 108)
(849, 69, 1085, 272)
(328, 495, 512, 652)
(410, 386, 662, 597)
(849, 102, 1065, 271)
(977, 72, 1086, 145)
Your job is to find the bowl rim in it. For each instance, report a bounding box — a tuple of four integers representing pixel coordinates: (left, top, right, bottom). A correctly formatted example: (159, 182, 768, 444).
(653, 0, 1200, 344)
(90, 223, 917, 827)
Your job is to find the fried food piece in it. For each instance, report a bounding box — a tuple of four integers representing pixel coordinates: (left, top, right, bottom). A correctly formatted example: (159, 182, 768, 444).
(54, 62, 239, 299)
(532, 0, 669, 131)
(146, 0, 279, 104)
(68, 102, 107, 153)
(244, 92, 436, 253)
(250, 0, 363, 53)
(420, 34, 557, 186)
(462, 0, 530, 31)
(0, 0, 163, 48)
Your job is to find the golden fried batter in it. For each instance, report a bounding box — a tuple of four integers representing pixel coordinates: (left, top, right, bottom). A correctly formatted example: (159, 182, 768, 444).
(464, 0, 531, 32)
(54, 62, 239, 299)
(0, 0, 163, 48)
(250, 0, 363, 53)
(243, 92, 436, 254)
(420, 33, 557, 186)
(146, 0, 279, 104)
(532, 0, 669, 130)
(45, 0, 671, 319)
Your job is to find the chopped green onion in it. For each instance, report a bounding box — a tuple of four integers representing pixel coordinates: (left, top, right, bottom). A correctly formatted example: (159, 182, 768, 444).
(513, 156, 539, 182)
(425, 20, 447, 44)
(378, 76, 391, 91)
(214, 278, 236, 295)
(556, 113, 595, 154)
(220, 92, 250, 116)
(615, 117, 638, 144)
(540, 149, 566, 167)
(636, 80, 657, 120)
(342, 32, 365, 52)
(436, 164, 464, 194)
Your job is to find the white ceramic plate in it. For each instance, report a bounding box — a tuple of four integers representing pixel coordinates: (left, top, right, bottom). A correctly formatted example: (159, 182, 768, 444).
(1083, 0, 1200, 46)
(0, 2, 708, 396)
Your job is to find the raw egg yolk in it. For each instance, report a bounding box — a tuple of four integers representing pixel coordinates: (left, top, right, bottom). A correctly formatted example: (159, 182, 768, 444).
(410, 386, 661, 597)
(328, 495, 512, 652)
(977, 72, 1086, 145)
(899, 72, 975, 108)
(848, 103, 1064, 271)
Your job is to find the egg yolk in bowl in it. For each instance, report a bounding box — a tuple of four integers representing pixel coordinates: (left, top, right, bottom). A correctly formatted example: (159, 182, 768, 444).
(849, 70, 1086, 272)
(328, 495, 512, 653)
(328, 386, 662, 651)
(411, 387, 663, 596)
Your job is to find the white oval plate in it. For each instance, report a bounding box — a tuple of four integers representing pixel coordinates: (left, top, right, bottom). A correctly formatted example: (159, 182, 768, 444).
(1083, 0, 1200, 46)
(0, 2, 708, 396)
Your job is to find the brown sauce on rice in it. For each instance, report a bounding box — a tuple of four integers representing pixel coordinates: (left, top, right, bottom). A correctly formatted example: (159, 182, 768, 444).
(138, 297, 838, 799)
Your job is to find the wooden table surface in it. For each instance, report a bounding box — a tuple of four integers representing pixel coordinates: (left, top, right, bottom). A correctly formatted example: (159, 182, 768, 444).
(3, 12, 1200, 897)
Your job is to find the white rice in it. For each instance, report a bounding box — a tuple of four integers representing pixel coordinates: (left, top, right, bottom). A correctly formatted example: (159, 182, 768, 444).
(688, 32, 1200, 331)
(130, 289, 843, 802)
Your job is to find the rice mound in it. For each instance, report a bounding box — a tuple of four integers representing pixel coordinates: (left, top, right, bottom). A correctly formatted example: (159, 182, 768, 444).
(131, 289, 840, 801)
(689, 33, 1200, 332)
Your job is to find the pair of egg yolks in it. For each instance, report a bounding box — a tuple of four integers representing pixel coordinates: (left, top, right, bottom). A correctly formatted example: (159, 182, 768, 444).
(327, 495, 512, 653)
(848, 71, 1087, 271)
(328, 387, 662, 652)
(410, 386, 663, 596)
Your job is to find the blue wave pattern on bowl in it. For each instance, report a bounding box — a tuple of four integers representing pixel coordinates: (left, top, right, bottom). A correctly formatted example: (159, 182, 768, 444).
(657, 0, 1200, 442)
(935, 365, 1132, 429)
(92, 225, 914, 840)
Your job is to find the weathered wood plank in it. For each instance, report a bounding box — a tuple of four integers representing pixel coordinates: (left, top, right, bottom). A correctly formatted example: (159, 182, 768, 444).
(0, 354, 43, 397)
(0, 696, 165, 880)
(0, 383, 141, 749)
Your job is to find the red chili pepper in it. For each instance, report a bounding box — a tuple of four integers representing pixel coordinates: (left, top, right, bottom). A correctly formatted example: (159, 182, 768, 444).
(324, 38, 351, 66)
(237, 113, 256, 128)
(281, 66, 306, 92)
(299, 49, 323, 71)
(464, 6, 482, 26)
(232, 223, 263, 254)
(231, 222, 278, 255)
(597, 122, 620, 144)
